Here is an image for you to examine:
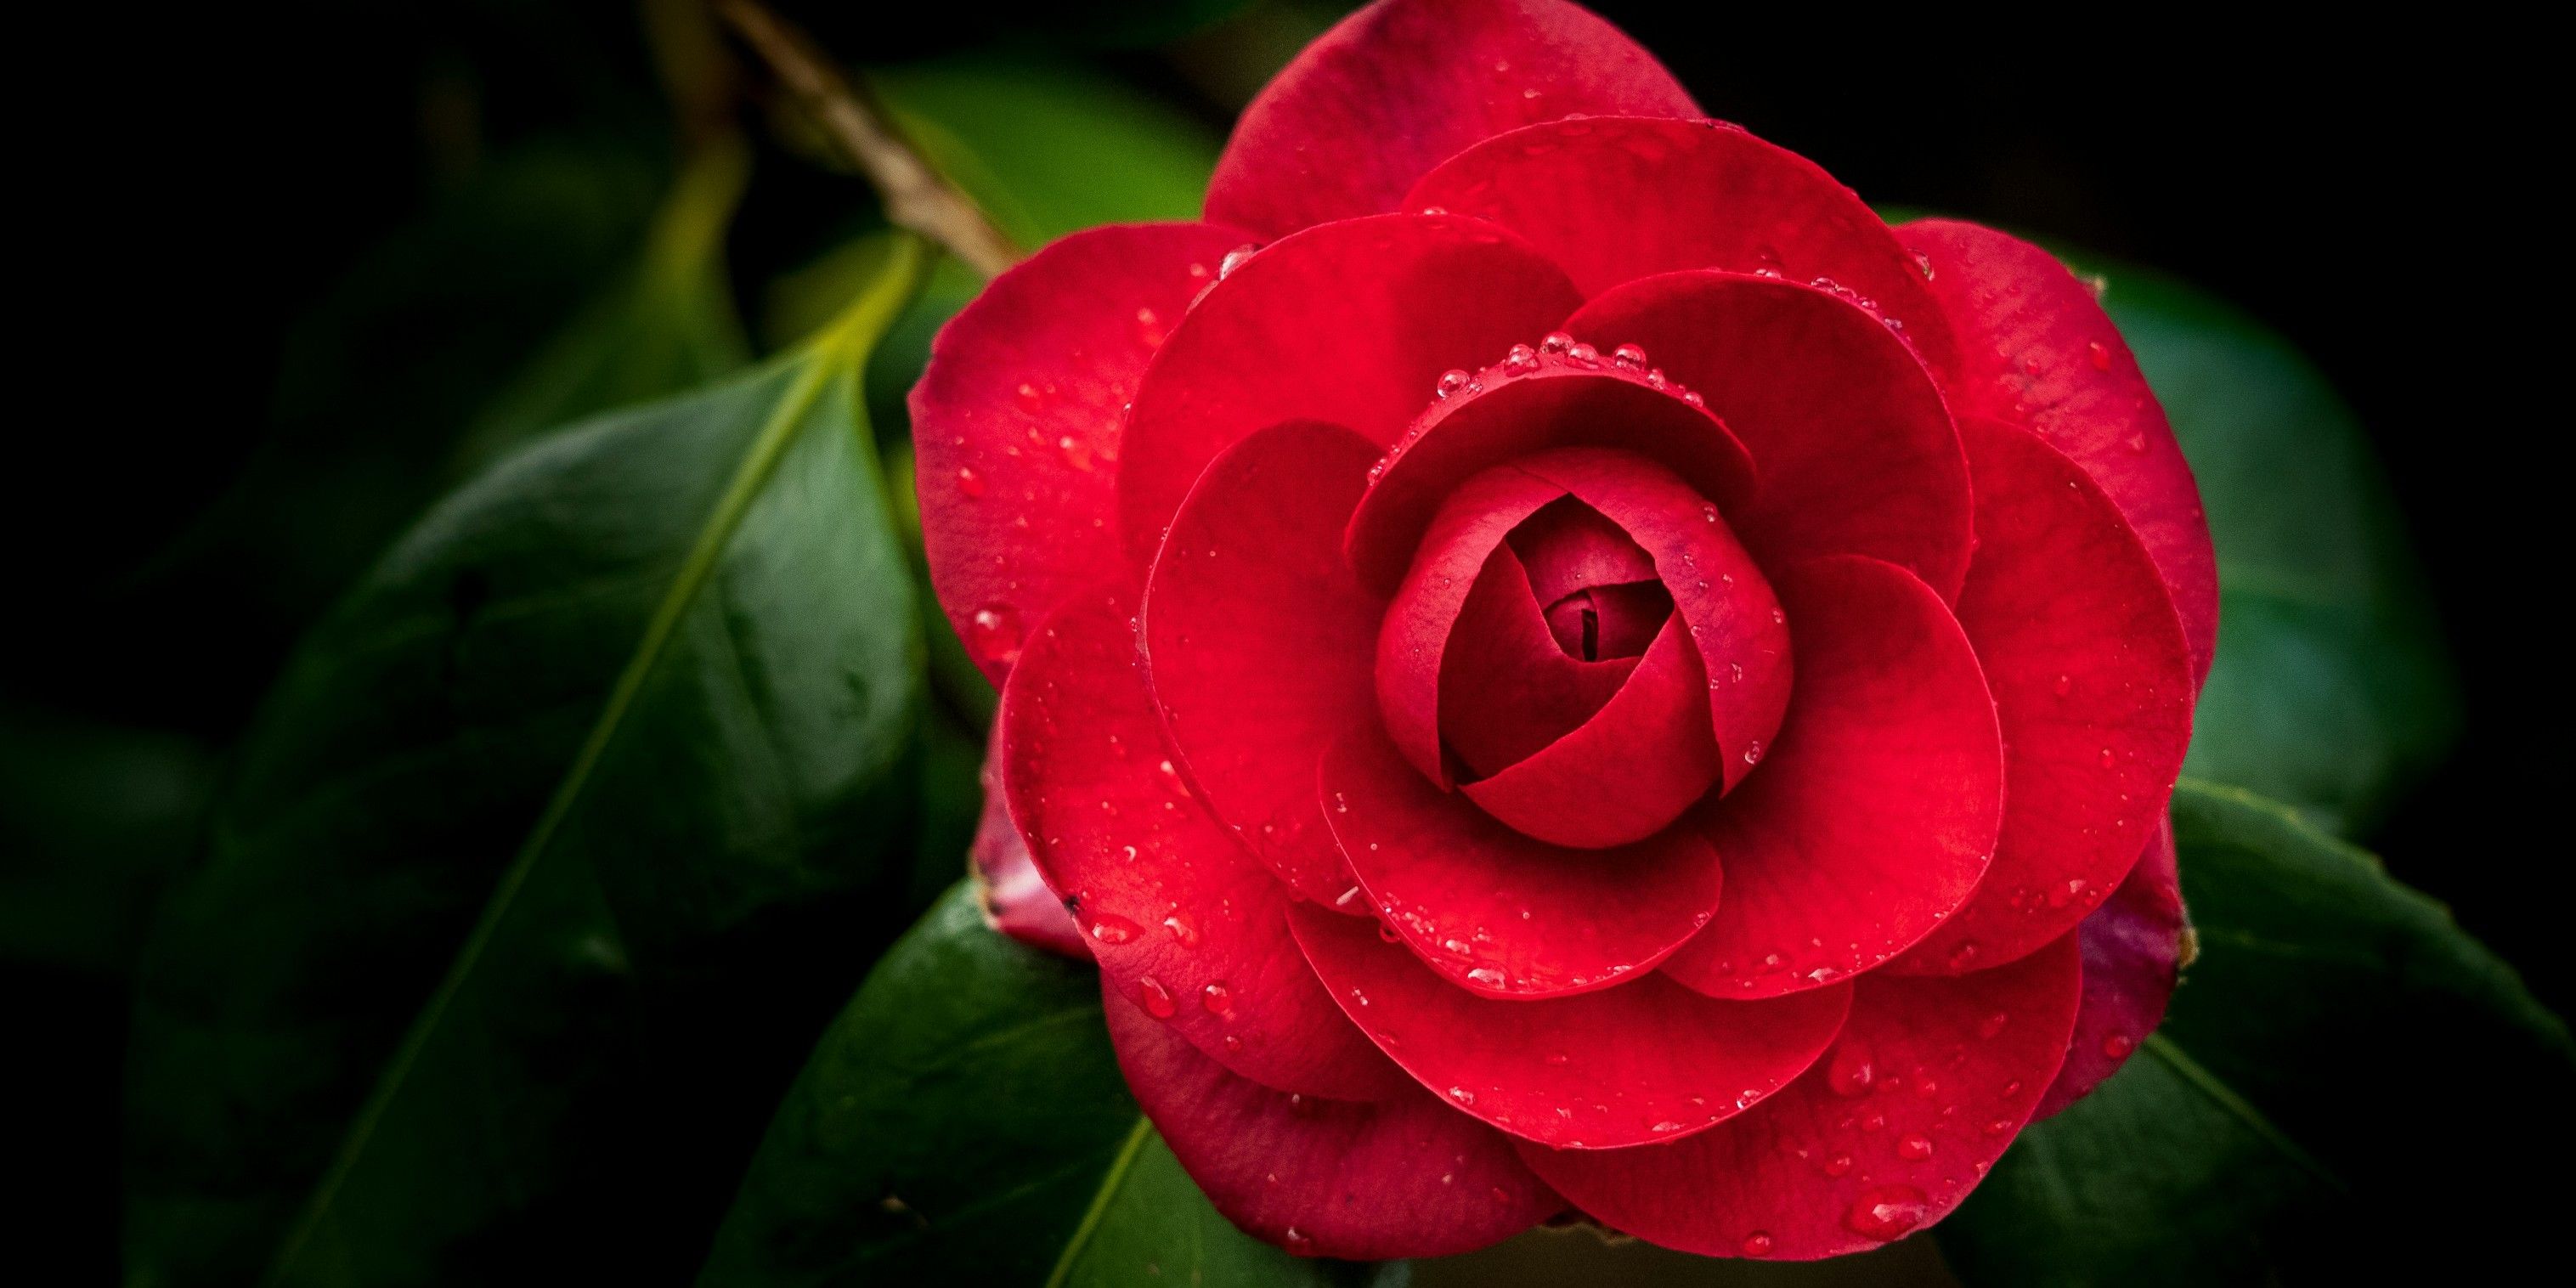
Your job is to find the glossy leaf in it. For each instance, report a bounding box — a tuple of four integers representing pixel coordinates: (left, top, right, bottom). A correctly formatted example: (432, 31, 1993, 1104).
(1939, 781, 2574, 1282)
(123, 240, 933, 1286)
(2088, 263, 2459, 835)
(698, 884, 1378, 1287)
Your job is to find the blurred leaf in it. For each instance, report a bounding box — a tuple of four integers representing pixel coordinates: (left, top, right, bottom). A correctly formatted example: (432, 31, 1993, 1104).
(2089, 263, 2460, 835)
(871, 50, 1220, 249)
(1939, 781, 2573, 1282)
(448, 137, 755, 474)
(124, 240, 935, 1286)
(0, 706, 215, 974)
(698, 883, 1378, 1287)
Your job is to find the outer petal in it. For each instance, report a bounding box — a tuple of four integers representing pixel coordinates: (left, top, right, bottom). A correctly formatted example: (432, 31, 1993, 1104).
(1291, 905, 1852, 1150)
(913, 223, 1249, 684)
(1898, 218, 2218, 681)
(1458, 613, 1722, 848)
(1003, 586, 1406, 1100)
(1564, 272, 1974, 601)
(1116, 212, 1581, 572)
(1321, 724, 1723, 999)
(1408, 116, 1958, 380)
(1104, 990, 1562, 1260)
(970, 726, 1087, 961)
(1142, 421, 1386, 905)
(1662, 556, 2001, 998)
(1519, 935, 2083, 1260)
(2037, 817, 2185, 1118)
(1206, 0, 1699, 239)
(1895, 418, 2195, 972)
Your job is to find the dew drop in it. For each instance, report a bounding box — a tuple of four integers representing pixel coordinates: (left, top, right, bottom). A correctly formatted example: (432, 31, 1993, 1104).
(1433, 369, 1472, 400)
(1610, 342, 1649, 371)
(1200, 980, 1234, 1019)
(1162, 912, 1200, 947)
(968, 605, 1024, 669)
(1086, 912, 1139, 946)
(1897, 1133, 1935, 1161)
(2103, 1032, 2136, 1059)
(1538, 330, 1575, 356)
(1014, 381, 1048, 412)
(1138, 975, 1177, 1019)
(1219, 244, 1259, 279)
(1740, 1232, 1775, 1257)
(954, 466, 986, 498)
(1500, 342, 1540, 376)
(1448, 1087, 1477, 1106)
(1133, 307, 1167, 348)
(1827, 1042, 1876, 1098)
(1977, 1011, 2010, 1039)
(2052, 674, 2072, 697)
(1565, 342, 1601, 367)
(1822, 1153, 1856, 1178)
(2087, 341, 2113, 371)
(1466, 966, 1507, 989)
(1283, 1228, 1312, 1253)
(1842, 1185, 1930, 1241)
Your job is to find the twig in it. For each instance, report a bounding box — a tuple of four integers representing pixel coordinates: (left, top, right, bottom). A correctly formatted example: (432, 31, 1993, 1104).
(713, 0, 1022, 276)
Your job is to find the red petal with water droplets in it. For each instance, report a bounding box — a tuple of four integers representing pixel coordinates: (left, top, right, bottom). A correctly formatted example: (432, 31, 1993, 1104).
(1320, 723, 1721, 999)
(1439, 545, 1639, 777)
(1003, 587, 1407, 1100)
(1206, 0, 1698, 240)
(1142, 421, 1387, 906)
(1116, 212, 1580, 573)
(1343, 365, 1755, 596)
(1460, 614, 1721, 848)
(1514, 449, 1789, 794)
(1104, 988, 1562, 1260)
(913, 223, 1250, 686)
(970, 725, 1087, 961)
(1895, 418, 2195, 973)
(1290, 904, 1851, 1149)
(1661, 556, 2000, 998)
(1563, 272, 1972, 602)
(1517, 934, 2082, 1260)
(1897, 219, 2218, 683)
(1407, 116, 1957, 380)
(2037, 817, 2184, 1118)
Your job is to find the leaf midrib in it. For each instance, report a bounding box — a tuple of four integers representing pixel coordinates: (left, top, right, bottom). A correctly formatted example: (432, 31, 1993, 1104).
(1042, 1117, 1153, 1288)
(260, 240, 926, 1284)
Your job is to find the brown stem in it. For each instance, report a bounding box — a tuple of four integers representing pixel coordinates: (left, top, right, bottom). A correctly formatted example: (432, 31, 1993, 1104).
(712, 0, 1022, 276)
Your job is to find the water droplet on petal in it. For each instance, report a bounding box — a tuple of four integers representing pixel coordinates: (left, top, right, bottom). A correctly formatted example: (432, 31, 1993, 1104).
(1433, 369, 1471, 400)
(1827, 1042, 1876, 1098)
(2087, 341, 2113, 371)
(2103, 1032, 2136, 1059)
(1086, 912, 1140, 945)
(1162, 912, 1200, 946)
(1466, 966, 1507, 988)
(969, 605, 1024, 669)
(1218, 244, 1258, 279)
(2053, 674, 2072, 697)
(1611, 342, 1649, 371)
(1822, 1153, 1856, 1178)
(1138, 976, 1176, 1018)
(954, 466, 986, 498)
(1448, 1087, 1477, 1106)
(1538, 331, 1575, 356)
(1897, 1133, 1935, 1161)
(1740, 1232, 1774, 1257)
(1200, 980, 1234, 1018)
(1843, 1185, 1930, 1241)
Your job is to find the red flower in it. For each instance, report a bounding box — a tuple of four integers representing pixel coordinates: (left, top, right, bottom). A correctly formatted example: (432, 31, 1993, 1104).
(913, 0, 2209, 1262)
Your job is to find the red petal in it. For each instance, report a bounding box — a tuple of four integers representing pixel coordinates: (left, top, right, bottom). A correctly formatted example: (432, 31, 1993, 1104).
(1662, 556, 2001, 999)
(1003, 586, 1406, 1100)
(1514, 449, 1790, 794)
(970, 725, 1087, 961)
(1104, 989, 1562, 1260)
(1460, 613, 1721, 848)
(1206, 0, 1699, 240)
(1344, 363, 1756, 596)
(913, 223, 1249, 685)
(1564, 272, 1973, 601)
(1895, 418, 2195, 973)
(1374, 463, 1570, 788)
(1898, 219, 2218, 682)
(1142, 421, 1386, 906)
(1518, 935, 2083, 1259)
(2037, 817, 2183, 1118)
(1438, 545, 1638, 777)
(1290, 904, 1852, 1149)
(1320, 723, 1723, 999)
(1116, 212, 1580, 573)
(1408, 116, 1958, 380)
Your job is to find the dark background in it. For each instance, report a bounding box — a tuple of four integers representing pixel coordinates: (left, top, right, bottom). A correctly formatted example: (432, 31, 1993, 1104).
(11, 2, 2554, 1280)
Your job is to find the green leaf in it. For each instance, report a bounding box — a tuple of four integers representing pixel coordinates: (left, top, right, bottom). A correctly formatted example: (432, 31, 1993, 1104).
(447, 137, 755, 475)
(870, 50, 1220, 250)
(2087, 265, 2460, 835)
(124, 239, 935, 1287)
(698, 883, 1378, 1287)
(1939, 781, 2574, 1283)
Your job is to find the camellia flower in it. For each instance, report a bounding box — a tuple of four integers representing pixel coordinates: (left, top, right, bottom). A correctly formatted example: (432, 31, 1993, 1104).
(916, 0, 2211, 1262)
